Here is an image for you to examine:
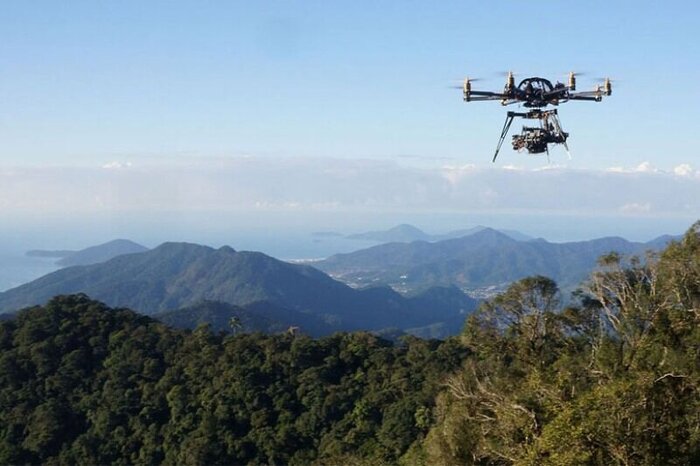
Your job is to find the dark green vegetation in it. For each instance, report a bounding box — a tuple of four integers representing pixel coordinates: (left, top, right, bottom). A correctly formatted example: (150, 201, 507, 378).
(423, 224, 700, 465)
(0, 243, 477, 337)
(155, 300, 336, 336)
(156, 298, 473, 340)
(318, 227, 676, 293)
(1, 224, 698, 465)
(0, 294, 467, 465)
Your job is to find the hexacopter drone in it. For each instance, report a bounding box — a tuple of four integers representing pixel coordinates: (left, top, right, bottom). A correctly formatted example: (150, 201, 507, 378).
(457, 72, 612, 161)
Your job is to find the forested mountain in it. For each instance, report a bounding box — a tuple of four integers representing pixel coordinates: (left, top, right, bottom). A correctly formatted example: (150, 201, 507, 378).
(347, 224, 434, 242)
(155, 300, 336, 336)
(26, 239, 148, 267)
(56, 239, 149, 266)
(318, 227, 672, 292)
(0, 242, 477, 335)
(156, 289, 476, 339)
(0, 223, 698, 464)
(347, 223, 532, 243)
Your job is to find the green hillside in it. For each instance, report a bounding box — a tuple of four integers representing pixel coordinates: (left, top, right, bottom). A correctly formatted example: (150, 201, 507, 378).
(155, 300, 335, 336)
(0, 243, 478, 335)
(318, 227, 670, 292)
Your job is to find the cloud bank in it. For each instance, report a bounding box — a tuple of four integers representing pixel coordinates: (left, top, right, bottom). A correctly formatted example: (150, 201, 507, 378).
(1, 157, 699, 218)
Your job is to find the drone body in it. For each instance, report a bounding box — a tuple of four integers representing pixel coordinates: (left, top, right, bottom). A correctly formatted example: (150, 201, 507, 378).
(459, 72, 612, 161)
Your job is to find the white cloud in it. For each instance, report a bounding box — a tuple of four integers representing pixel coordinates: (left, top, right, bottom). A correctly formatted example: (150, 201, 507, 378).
(674, 164, 695, 177)
(533, 164, 568, 172)
(0, 157, 699, 217)
(441, 164, 477, 185)
(254, 200, 302, 210)
(620, 202, 652, 214)
(102, 161, 133, 170)
(634, 161, 657, 173)
(606, 162, 664, 174)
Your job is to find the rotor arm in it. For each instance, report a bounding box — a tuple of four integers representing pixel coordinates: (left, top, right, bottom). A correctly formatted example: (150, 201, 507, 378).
(568, 91, 603, 102)
(464, 90, 507, 103)
(465, 96, 505, 102)
(568, 95, 601, 102)
(468, 90, 507, 98)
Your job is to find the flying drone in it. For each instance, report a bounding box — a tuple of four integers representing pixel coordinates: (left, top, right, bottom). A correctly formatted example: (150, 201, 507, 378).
(457, 72, 612, 161)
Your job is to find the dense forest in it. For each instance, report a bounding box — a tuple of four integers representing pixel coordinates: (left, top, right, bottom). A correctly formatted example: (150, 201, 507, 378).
(1, 223, 699, 465)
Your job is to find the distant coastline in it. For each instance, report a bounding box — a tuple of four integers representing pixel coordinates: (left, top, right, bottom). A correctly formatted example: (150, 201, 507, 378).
(311, 231, 345, 238)
(25, 249, 74, 259)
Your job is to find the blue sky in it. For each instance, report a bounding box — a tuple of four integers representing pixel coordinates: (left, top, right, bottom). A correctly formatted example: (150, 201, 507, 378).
(2, 1, 699, 169)
(1, 1, 700, 248)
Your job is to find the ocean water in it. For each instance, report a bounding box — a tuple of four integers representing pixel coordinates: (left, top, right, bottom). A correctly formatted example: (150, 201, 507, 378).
(0, 253, 60, 292)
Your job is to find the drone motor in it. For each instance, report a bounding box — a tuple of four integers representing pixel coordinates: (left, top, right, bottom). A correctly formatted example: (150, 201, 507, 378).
(505, 71, 515, 92)
(462, 79, 471, 102)
(604, 78, 612, 96)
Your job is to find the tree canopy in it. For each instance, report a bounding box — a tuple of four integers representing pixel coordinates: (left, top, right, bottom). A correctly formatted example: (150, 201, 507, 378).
(1, 223, 699, 464)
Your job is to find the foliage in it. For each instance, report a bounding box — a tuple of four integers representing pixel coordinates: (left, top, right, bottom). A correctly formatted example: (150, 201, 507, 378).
(2, 223, 699, 464)
(422, 223, 700, 465)
(0, 294, 467, 465)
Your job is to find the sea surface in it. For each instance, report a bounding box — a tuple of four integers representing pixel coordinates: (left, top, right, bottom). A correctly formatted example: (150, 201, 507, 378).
(0, 253, 60, 292)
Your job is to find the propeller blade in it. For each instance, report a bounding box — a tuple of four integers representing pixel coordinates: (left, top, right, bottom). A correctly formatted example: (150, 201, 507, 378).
(451, 77, 484, 83)
(594, 76, 620, 82)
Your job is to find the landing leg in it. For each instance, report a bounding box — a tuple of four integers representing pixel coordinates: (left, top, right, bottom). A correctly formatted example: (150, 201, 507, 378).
(493, 112, 516, 162)
(548, 111, 571, 159)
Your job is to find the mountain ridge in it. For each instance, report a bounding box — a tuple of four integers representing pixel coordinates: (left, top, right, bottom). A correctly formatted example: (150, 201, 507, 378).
(317, 228, 676, 293)
(0, 242, 478, 336)
(346, 224, 533, 243)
